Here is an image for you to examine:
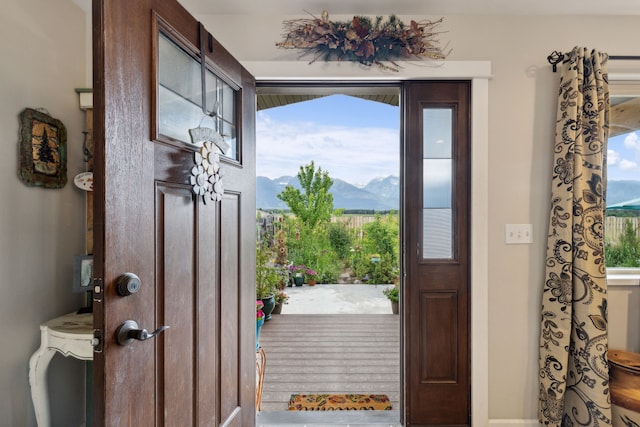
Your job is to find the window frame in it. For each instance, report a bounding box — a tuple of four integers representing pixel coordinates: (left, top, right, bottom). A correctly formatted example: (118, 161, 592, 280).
(606, 79, 640, 288)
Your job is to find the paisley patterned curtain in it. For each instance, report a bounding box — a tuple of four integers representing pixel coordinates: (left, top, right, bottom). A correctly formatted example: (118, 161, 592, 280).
(539, 47, 611, 427)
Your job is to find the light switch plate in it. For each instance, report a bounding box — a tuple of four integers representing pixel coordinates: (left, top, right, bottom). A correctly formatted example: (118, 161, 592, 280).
(505, 224, 533, 244)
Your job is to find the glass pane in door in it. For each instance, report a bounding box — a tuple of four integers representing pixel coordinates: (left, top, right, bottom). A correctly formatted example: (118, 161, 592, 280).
(158, 32, 238, 160)
(422, 108, 453, 259)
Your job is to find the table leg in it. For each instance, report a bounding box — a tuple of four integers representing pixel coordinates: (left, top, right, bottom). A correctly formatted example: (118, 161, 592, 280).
(29, 339, 56, 427)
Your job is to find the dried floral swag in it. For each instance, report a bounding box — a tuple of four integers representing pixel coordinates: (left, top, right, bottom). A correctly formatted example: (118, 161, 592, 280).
(276, 11, 448, 71)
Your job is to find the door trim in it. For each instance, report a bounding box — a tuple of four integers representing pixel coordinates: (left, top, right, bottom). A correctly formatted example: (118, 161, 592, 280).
(250, 60, 491, 425)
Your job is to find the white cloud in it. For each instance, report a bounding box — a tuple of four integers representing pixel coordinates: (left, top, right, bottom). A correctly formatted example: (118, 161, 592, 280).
(256, 113, 399, 185)
(624, 132, 639, 149)
(620, 159, 639, 171)
(607, 149, 620, 166)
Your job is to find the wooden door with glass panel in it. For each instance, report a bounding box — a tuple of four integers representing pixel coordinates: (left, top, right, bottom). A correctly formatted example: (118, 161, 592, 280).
(92, 1, 256, 425)
(403, 81, 471, 426)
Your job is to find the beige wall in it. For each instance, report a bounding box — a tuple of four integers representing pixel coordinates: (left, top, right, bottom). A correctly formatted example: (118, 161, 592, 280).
(2, 2, 638, 424)
(0, 0, 88, 425)
(196, 12, 640, 421)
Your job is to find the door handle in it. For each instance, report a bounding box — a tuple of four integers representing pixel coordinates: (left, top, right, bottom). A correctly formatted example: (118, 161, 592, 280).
(116, 320, 169, 346)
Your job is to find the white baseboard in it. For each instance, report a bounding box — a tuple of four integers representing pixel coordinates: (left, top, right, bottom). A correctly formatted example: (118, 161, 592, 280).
(488, 419, 538, 427)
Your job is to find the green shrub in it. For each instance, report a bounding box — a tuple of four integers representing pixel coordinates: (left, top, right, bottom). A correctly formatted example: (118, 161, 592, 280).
(383, 285, 399, 303)
(345, 212, 399, 283)
(256, 241, 282, 298)
(282, 216, 342, 283)
(328, 221, 353, 260)
(347, 244, 367, 277)
(369, 253, 398, 284)
(362, 212, 399, 264)
(606, 219, 640, 267)
(273, 211, 401, 284)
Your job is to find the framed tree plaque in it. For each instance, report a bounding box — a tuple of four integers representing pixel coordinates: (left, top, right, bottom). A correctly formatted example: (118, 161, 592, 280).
(18, 108, 67, 188)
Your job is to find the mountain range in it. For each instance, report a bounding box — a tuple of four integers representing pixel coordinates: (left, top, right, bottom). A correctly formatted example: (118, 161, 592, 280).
(257, 175, 399, 211)
(257, 177, 640, 211)
(607, 180, 640, 206)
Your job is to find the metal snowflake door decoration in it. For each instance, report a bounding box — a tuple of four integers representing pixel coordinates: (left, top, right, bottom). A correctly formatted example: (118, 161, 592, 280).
(190, 140, 224, 204)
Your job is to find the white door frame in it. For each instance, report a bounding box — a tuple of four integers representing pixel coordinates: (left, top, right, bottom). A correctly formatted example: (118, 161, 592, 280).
(245, 60, 491, 426)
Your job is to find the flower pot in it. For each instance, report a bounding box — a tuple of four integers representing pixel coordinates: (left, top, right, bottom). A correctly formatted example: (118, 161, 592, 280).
(256, 318, 264, 351)
(261, 295, 276, 321)
(294, 276, 304, 287)
(271, 302, 282, 315)
(308, 279, 316, 286)
(391, 301, 399, 314)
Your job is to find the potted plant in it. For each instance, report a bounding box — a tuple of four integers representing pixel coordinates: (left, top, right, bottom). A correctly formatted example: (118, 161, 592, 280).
(383, 285, 399, 314)
(305, 268, 318, 286)
(275, 264, 289, 291)
(272, 290, 289, 315)
(256, 300, 265, 351)
(289, 264, 307, 286)
(256, 242, 281, 320)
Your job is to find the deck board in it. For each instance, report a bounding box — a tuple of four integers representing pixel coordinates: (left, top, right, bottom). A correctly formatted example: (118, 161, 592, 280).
(258, 314, 400, 412)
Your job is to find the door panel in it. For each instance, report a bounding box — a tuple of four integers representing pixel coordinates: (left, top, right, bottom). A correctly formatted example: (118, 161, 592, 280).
(92, 0, 256, 425)
(159, 185, 196, 426)
(220, 193, 241, 426)
(420, 291, 458, 383)
(403, 81, 470, 426)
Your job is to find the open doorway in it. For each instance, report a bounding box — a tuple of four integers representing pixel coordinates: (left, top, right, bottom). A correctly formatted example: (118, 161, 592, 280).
(254, 80, 473, 426)
(254, 83, 402, 425)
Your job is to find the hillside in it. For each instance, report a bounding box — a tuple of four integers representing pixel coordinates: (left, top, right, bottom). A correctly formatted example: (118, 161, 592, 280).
(607, 180, 640, 206)
(257, 175, 399, 211)
(257, 177, 639, 211)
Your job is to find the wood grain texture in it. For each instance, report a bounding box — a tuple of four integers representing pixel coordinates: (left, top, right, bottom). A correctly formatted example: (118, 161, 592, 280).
(258, 314, 400, 412)
(93, 0, 256, 425)
(610, 349, 640, 413)
(403, 81, 471, 426)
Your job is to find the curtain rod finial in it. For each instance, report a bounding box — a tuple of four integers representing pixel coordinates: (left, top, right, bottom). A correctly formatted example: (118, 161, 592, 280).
(547, 51, 564, 73)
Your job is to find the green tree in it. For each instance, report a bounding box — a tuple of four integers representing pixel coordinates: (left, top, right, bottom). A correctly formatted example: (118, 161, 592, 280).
(277, 161, 334, 229)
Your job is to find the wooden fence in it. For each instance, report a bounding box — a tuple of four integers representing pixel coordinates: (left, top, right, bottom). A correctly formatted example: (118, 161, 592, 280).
(335, 216, 638, 244)
(259, 212, 638, 244)
(606, 217, 640, 244)
(330, 215, 377, 229)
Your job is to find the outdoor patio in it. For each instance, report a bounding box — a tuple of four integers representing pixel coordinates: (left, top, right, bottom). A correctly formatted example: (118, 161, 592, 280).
(257, 284, 400, 425)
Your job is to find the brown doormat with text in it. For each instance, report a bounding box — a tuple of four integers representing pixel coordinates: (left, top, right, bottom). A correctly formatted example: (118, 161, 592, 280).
(288, 394, 392, 411)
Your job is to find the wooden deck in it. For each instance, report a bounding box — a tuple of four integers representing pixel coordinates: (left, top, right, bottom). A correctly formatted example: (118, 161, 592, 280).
(258, 313, 400, 412)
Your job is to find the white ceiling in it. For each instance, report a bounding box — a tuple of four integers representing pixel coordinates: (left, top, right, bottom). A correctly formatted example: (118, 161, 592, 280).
(178, 0, 640, 16)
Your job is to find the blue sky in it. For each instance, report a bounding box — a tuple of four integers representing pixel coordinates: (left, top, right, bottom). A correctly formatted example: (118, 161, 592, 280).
(256, 95, 400, 186)
(256, 94, 639, 185)
(608, 131, 640, 181)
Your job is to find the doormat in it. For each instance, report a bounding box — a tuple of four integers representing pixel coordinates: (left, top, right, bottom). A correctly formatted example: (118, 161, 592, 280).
(288, 394, 392, 411)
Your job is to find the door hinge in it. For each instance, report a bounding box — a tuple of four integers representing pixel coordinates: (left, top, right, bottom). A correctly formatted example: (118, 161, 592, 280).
(92, 329, 104, 353)
(92, 278, 103, 303)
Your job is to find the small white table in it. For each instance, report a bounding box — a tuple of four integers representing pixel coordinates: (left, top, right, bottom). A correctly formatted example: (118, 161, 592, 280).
(29, 312, 94, 427)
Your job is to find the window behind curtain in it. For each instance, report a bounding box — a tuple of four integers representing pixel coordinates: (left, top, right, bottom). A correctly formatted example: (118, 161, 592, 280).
(606, 84, 640, 284)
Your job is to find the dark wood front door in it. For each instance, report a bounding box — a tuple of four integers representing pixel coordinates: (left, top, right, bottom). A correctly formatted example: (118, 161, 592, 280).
(92, 1, 256, 425)
(403, 81, 471, 426)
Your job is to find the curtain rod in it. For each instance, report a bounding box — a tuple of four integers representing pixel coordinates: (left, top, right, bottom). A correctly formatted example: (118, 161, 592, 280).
(547, 50, 640, 72)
